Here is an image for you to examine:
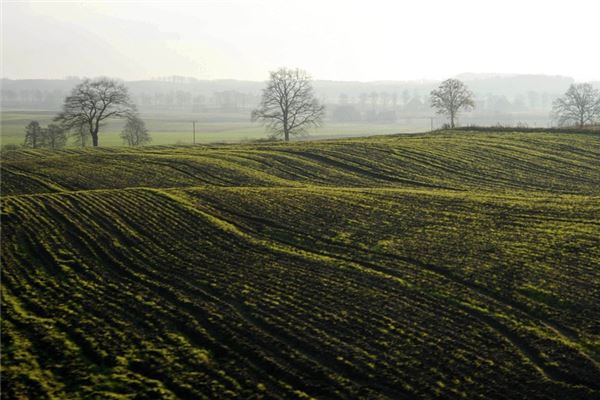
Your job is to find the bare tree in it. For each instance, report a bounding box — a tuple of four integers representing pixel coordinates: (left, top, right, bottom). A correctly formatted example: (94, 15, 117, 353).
(24, 120, 44, 148)
(251, 68, 325, 141)
(430, 79, 475, 128)
(552, 83, 600, 127)
(55, 78, 136, 146)
(44, 124, 67, 149)
(120, 115, 151, 146)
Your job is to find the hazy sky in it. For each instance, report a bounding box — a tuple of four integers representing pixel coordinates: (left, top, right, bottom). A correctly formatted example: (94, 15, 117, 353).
(2, 0, 599, 82)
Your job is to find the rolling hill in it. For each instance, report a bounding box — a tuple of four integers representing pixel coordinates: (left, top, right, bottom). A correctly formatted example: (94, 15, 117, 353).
(1, 130, 599, 399)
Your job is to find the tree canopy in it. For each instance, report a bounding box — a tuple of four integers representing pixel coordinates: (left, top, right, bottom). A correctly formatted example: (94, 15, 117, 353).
(552, 83, 600, 127)
(252, 68, 325, 141)
(24, 121, 44, 148)
(23, 121, 67, 149)
(120, 115, 151, 146)
(44, 124, 67, 149)
(55, 78, 136, 146)
(430, 79, 475, 128)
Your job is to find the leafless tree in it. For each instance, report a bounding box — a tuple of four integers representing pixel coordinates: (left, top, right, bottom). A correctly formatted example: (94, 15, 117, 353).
(120, 115, 151, 146)
(552, 83, 600, 127)
(55, 78, 135, 146)
(24, 120, 44, 148)
(430, 79, 475, 128)
(251, 68, 325, 141)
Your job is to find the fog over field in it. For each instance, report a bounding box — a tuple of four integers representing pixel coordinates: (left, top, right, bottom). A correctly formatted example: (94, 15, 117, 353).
(2, 1, 600, 145)
(3, 0, 600, 82)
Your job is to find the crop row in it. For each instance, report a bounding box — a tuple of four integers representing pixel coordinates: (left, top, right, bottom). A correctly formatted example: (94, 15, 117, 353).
(2, 188, 598, 399)
(2, 131, 599, 196)
(181, 187, 600, 347)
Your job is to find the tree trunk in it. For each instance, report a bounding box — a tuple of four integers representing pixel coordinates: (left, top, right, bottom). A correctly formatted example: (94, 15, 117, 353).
(450, 113, 455, 129)
(92, 130, 99, 147)
(284, 128, 289, 141)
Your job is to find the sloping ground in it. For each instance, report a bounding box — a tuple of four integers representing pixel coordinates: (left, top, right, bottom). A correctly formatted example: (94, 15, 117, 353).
(2, 132, 600, 196)
(1, 131, 600, 399)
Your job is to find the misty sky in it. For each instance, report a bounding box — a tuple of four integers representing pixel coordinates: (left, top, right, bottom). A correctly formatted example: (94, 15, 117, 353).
(2, 0, 599, 82)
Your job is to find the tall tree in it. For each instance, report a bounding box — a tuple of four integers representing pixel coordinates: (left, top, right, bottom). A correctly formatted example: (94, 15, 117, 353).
(24, 120, 44, 148)
(55, 78, 135, 146)
(552, 83, 600, 127)
(251, 68, 325, 141)
(430, 79, 475, 128)
(120, 115, 151, 146)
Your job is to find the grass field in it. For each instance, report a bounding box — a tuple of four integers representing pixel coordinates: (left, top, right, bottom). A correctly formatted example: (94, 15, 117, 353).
(1, 110, 429, 146)
(1, 130, 599, 399)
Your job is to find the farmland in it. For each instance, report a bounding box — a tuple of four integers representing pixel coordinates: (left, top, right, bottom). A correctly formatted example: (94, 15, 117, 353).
(0, 110, 429, 147)
(1, 130, 600, 399)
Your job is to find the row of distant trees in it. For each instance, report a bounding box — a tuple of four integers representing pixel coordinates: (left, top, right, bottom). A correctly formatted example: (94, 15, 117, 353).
(2, 87, 556, 115)
(329, 92, 557, 123)
(17, 72, 600, 147)
(24, 122, 67, 149)
(136, 90, 258, 111)
(334, 91, 555, 110)
(2, 88, 259, 112)
(24, 116, 150, 149)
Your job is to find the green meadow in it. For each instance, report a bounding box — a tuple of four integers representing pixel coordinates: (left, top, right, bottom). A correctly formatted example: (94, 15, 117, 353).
(1, 110, 428, 146)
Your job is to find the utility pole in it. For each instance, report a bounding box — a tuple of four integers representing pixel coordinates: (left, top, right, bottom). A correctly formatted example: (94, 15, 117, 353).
(192, 121, 196, 144)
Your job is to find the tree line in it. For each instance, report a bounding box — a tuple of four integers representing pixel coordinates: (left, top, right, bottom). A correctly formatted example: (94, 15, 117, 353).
(18, 73, 600, 147)
(24, 121, 67, 149)
(329, 91, 557, 124)
(253, 68, 600, 140)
